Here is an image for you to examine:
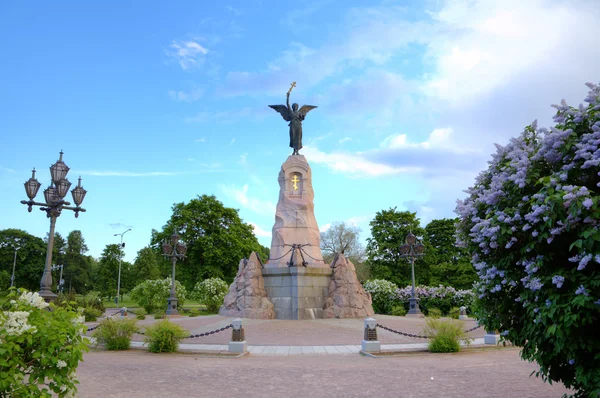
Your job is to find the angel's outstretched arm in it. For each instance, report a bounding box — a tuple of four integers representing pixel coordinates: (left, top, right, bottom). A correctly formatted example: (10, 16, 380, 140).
(286, 92, 291, 110)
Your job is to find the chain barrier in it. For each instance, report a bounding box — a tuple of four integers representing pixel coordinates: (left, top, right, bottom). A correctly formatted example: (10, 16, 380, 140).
(86, 309, 124, 332)
(268, 248, 293, 262)
(134, 324, 233, 338)
(376, 324, 429, 339)
(299, 246, 323, 262)
(376, 322, 483, 339)
(464, 324, 483, 333)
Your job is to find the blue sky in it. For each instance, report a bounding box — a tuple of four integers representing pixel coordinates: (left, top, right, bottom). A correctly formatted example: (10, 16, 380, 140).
(1, 0, 599, 263)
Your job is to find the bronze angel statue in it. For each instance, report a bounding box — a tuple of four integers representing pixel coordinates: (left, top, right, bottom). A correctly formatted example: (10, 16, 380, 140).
(269, 82, 317, 155)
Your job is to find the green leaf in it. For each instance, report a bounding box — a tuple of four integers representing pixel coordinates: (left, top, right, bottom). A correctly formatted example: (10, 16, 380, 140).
(569, 239, 583, 251)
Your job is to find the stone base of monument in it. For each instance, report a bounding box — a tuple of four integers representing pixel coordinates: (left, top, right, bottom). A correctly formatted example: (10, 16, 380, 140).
(228, 341, 248, 353)
(263, 267, 332, 320)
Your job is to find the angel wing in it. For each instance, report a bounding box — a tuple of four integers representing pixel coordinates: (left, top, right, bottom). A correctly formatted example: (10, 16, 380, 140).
(268, 105, 291, 122)
(298, 105, 318, 119)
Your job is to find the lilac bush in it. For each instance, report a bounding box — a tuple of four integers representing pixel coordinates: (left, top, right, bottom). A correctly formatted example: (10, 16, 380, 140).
(456, 82, 600, 396)
(396, 285, 475, 315)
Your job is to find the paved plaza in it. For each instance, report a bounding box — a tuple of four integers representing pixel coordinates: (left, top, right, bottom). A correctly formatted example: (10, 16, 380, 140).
(78, 315, 570, 397)
(77, 348, 569, 397)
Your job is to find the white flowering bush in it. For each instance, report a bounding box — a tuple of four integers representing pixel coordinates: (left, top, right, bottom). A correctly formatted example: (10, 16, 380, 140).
(0, 289, 88, 397)
(363, 279, 399, 314)
(130, 278, 186, 314)
(456, 82, 600, 396)
(190, 277, 229, 313)
(396, 285, 476, 315)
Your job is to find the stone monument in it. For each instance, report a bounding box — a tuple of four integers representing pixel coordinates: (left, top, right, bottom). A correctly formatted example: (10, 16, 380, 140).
(221, 82, 373, 320)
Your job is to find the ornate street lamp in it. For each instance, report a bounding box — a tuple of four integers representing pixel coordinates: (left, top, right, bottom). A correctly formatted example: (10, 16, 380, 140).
(162, 232, 187, 315)
(400, 232, 425, 317)
(20, 151, 87, 302)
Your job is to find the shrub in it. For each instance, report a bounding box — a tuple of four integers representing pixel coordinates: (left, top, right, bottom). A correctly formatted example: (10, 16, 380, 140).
(187, 308, 202, 317)
(153, 311, 165, 319)
(83, 307, 102, 322)
(190, 278, 229, 313)
(456, 82, 600, 396)
(92, 318, 138, 350)
(130, 278, 186, 314)
(0, 289, 88, 396)
(422, 318, 471, 353)
(143, 319, 189, 353)
(428, 308, 442, 318)
(448, 307, 461, 319)
(363, 279, 399, 314)
(390, 305, 407, 316)
(77, 292, 105, 313)
(396, 285, 475, 314)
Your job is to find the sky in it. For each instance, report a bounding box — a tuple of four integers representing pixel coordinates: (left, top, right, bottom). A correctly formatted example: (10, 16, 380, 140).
(1, 0, 599, 263)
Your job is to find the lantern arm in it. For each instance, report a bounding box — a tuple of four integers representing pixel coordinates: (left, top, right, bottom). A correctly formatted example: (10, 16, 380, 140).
(62, 205, 86, 212)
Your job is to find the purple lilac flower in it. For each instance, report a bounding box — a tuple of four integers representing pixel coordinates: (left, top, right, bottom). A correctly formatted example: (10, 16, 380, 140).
(501, 330, 509, 336)
(529, 278, 543, 291)
(533, 308, 539, 313)
(595, 255, 600, 263)
(594, 299, 600, 305)
(552, 275, 565, 288)
(547, 237, 554, 244)
(568, 359, 575, 365)
(582, 198, 593, 209)
(569, 255, 581, 263)
(515, 297, 522, 302)
(532, 231, 539, 237)
(545, 300, 551, 307)
(575, 285, 589, 296)
(578, 254, 592, 271)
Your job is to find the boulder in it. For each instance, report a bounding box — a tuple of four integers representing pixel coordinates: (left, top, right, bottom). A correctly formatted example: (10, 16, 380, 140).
(322, 253, 374, 319)
(219, 252, 276, 319)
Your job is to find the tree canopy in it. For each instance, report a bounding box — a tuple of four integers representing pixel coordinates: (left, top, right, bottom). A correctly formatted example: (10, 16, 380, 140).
(365, 208, 424, 286)
(0, 229, 45, 291)
(151, 194, 269, 288)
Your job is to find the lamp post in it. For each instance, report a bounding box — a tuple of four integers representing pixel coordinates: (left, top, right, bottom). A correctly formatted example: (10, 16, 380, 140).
(114, 228, 131, 307)
(20, 151, 87, 302)
(10, 246, 21, 288)
(51, 264, 64, 293)
(161, 232, 187, 316)
(399, 232, 425, 317)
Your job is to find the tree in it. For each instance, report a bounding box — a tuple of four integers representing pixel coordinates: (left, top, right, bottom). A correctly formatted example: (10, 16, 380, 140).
(132, 247, 161, 285)
(423, 218, 477, 289)
(320, 221, 369, 282)
(96, 244, 124, 299)
(151, 195, 270, 289)
(456, 83, 600, 396)
(366, 208, 424, 286)
(63, 230, 93, 294)
(0, 229, 45, 291)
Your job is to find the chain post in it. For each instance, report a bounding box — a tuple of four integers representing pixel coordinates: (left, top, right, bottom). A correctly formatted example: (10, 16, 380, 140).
(229, 318, 247, 353)
(361, 317, 380, 353)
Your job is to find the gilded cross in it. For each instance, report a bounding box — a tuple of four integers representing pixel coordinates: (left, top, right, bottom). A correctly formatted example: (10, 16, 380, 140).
(291, 175, 300, 191)
(287, 81, 297, 96)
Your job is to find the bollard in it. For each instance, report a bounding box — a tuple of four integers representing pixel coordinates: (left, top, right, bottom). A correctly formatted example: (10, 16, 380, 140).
(484, 329, 500, 344)
(229, 318, 247, 353)
(361, 317, 380, 353)
(458, 306, 468, 320)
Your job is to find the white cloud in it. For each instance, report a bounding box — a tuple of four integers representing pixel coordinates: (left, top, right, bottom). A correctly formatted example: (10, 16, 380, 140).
(195, 137, 206, 143)
(231, 138, 236, 145)
(338, 137, 352, 144)
(303, 146, 423, 177)
(221, 184, 276, 215)
(168, 88, 204, 102)
(319, 223, 331, 233)
(238, 153, 247, 165)
(249, 222, 271, 238)
(166, 40, 209, 71)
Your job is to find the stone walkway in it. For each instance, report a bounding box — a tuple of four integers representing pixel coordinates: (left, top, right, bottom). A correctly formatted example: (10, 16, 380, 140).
(87, 314, 487, 355)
